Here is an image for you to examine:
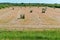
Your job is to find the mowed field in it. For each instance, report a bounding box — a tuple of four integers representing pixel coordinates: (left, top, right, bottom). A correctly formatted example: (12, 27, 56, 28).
(0, 6, 60, 40)
(0, 6, 60, 30)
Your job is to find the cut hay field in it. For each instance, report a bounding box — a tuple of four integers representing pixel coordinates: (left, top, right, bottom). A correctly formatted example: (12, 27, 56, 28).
(0, 6, 60, 40)
(0, 7, 60, 30)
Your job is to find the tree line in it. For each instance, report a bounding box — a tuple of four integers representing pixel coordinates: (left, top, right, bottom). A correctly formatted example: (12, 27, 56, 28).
(0, 3, 60, 9)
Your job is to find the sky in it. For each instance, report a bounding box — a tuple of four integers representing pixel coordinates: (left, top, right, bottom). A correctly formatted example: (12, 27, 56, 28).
(0, 0, 60, 3)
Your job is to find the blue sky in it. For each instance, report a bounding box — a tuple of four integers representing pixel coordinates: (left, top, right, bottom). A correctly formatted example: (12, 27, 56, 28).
(0, 0, 60, 3)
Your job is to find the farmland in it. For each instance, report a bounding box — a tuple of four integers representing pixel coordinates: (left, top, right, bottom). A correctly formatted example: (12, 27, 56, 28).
(0, 3, 60, 40)
(0, 6, 60, 30)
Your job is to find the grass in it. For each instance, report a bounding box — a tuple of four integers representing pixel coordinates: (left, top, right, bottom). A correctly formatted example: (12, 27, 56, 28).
(0, 29, 60, 40)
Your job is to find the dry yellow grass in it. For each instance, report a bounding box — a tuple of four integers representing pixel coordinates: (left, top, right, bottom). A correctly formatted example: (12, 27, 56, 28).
(0, 7, 60, 30)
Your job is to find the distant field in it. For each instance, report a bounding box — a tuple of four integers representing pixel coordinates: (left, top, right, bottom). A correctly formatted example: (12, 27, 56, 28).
(0, 6, 60, 30)
(0, 29, 59, 40)
(0, 3, 60, 40)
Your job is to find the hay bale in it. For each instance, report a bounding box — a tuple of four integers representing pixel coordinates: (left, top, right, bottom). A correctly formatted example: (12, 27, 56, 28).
(42, 7, 47, 13)
(18, 14, 25, 19)
(30, 10, 33, 13)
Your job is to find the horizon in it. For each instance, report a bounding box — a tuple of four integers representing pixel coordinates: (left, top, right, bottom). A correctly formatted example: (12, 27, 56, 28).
(0, 0, 60, 4)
